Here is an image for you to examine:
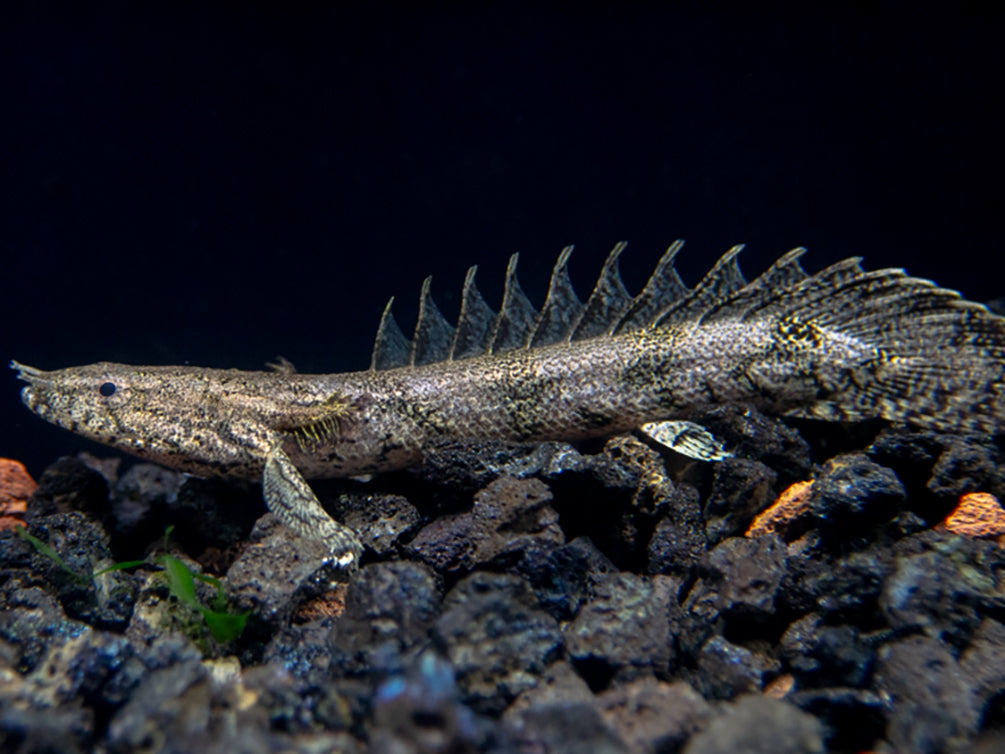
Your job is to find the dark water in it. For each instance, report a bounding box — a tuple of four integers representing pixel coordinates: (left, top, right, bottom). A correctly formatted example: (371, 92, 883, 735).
(1, 2, 1001, 475)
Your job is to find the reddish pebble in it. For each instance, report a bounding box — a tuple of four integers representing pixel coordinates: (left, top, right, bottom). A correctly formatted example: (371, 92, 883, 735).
(0, 458, 36, 529)
(746, 480, 814, 539)
(939, 492, 1005, 541)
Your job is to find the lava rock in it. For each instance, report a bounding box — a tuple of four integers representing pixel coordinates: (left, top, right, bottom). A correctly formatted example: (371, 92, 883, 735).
(696, 635, 769, 699)
(786, 687, 888, 752)
(868, 425, 945, 482)
(0, 695, 95, 754)
(226, 513, 352, 629)
(880, 531, 1005, 645)
(927, 436, 997, 500)
(689, 535, 787, 624)
(328, 561, 442, 678)
(168, 476, 263, 556)
(564, 572, 679, 686)
(408, 476, 563, 574)
(703, 458, 777, 544)
(646, 479, 706, 578)
(682, 694, 826, 754)
(875, 634, 980, 753)
(779, 613, 874, 687)
(597, 678, 713, 754)
(335, 492, 421, 556)
(105, 658, 211, 752)
(26, 456, 112, 524)
(809, 453, 906, 539)
(514, 536, 616, 621)
(26, 628, 136, 711)
(504, 702, 629, 754)
(686, 403, 813, 486)
(110, 463, 184, 552)
(505, 661, 595, 713)
(960, 618, 1005, 720)
(783, 546, 891, 624)
(433, 571, 563, 715)
(25, 511, 137, 630)
(370, 652, 499, 753)
(419, 438, 583, 492)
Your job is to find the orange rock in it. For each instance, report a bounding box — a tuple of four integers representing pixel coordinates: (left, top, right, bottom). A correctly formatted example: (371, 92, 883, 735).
(0, 458, 36, 529)
(746, 480, 814, 539)
(939, 492, 1005, 541)
(763, 673, 795, 699)
(295, 583, 348, 621)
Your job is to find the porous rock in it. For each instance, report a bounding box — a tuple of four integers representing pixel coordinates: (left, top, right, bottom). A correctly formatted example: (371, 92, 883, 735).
(696, 635, 769, 699)
(433, 571, 562, 715)
(682, 694, 825, 754)
(779, 613, 874, 687)
(25, 511, 137, 630)
(26, 456, 112, 523)
(959, 618, 1005, 717)
(702, 458, 777, 544)
(875, 634, 980, 754)
(598, 678, 713, 753)
(336, 491, 421, 555)
(504, 702, 629, 754)
(686, 403, 813, 486)
(689, 534, 787, 623)
(646, 480, 706, 578)
(881, 531, 1005, 645)
(514, 535, 615, 621)
(328, 560, 442, 678)
(226, 513, 351, 628)
(564, 572, 679, 685)
(408, 476, 563, 574)
(810, 453, 906, 538)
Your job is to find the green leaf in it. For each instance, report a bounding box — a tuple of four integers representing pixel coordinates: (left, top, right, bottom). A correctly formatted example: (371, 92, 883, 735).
(161, 554, 198, 605)
(15, 525, 90, 585)
(193, 572, 229, 612)
(201, 607, 249, 644)
(93, 560, 147, 577)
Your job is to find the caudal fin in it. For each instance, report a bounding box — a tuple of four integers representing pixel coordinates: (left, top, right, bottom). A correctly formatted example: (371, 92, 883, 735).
(751, 260, 1005, 434)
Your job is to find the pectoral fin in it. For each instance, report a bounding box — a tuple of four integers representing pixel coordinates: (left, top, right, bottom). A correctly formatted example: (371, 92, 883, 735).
(639, 420, 731, 462)
(263, 444, 362, 568)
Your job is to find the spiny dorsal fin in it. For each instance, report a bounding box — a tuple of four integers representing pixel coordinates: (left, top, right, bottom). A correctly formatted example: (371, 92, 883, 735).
(701, 247, 809, 323)
(656, 244, 748, 326)
(744, 257, 866, 323)
(370, 297, 411, 371)
(529, 245, 583, 348)
(411, 276, 456, 366)
(369, 240, 859, 372)
(489, 253, 537, 354)
(571, 242, 633, 340)
(450, 265, 496, 360)
(614, 240, 688, 333)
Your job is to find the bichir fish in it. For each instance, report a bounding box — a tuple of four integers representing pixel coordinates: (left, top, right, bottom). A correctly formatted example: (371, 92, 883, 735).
(13, 241, 1005, 567)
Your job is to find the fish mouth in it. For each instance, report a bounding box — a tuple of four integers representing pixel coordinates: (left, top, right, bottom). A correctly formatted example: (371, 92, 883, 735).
(10, 361, 51, 386)
(9, 361, 50, 412)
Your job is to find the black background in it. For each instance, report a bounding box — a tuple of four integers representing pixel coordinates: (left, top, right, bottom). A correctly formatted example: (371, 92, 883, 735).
(2, 1, 1001, 476)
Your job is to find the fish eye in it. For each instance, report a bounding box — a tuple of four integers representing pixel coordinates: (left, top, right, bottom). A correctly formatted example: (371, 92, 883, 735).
(99, 382, 117, 397)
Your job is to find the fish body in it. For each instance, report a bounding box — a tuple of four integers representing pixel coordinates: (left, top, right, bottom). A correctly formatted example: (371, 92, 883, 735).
(14, 242, 1005, 567)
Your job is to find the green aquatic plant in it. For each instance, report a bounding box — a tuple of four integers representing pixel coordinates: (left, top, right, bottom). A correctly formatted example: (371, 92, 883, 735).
(15, 524, 247, 643)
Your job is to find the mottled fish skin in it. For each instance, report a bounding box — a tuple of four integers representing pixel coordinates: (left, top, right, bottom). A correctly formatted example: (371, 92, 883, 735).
(13, 242, 1005, 566)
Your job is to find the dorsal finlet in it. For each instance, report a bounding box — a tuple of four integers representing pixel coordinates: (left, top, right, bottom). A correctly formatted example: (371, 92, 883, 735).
(370, 296, 411, 371)
(411, 276, 456, 366)
(528, 245, 583, 348)
(488, 253, 537, 354)
(571, 242, 632, 340)
(449, 265, 497, 360)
